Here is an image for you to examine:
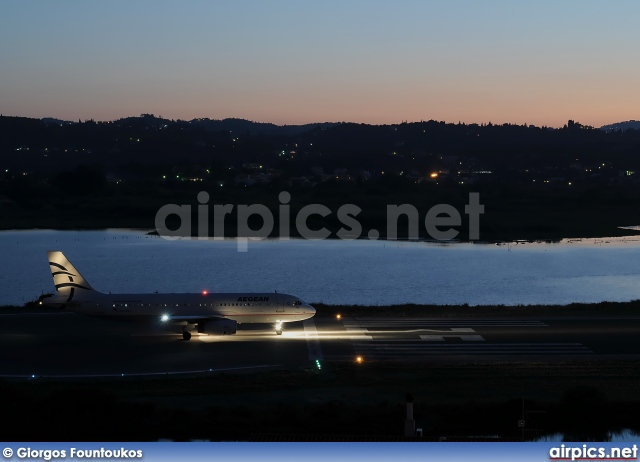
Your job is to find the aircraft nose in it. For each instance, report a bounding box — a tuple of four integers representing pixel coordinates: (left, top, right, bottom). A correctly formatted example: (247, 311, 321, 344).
(307, 304, 316, 316)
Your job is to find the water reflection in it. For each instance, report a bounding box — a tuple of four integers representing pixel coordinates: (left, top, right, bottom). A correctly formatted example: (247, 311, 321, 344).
(536, 429, 640, 442)
(3, 229, 640, 307)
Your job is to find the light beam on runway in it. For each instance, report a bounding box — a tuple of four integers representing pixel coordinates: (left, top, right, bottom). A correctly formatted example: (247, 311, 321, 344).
(303, 318, 324, 362)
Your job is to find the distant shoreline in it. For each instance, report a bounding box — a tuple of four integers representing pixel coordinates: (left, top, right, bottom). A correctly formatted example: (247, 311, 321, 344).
(2, 225, 640, 246)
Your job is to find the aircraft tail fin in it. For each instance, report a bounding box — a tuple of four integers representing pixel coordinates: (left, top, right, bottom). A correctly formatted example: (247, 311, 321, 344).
(47, 251, 95, 299)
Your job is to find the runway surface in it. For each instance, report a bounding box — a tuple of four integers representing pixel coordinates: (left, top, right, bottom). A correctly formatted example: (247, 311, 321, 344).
(2, 312, 640, 377)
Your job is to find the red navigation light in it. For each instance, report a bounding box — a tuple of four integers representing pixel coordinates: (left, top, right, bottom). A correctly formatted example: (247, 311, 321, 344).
(202, 290, 208, 296)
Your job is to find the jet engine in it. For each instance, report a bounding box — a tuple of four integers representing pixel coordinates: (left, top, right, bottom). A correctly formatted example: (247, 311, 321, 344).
(197, 318, 237, 335)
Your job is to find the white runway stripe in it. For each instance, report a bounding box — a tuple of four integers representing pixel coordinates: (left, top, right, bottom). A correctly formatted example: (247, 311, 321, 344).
(354, 343, 585, 350)
(343, 326, 373, 340)
(343, 318, 547, 321)
(345, 328, 482, 336)
(343, 321, 547, 327)
(346, 318, 546, 321)
(350, 341, 592, 356)
(343, 321, 547, 324)
(353, 342, 585, 346)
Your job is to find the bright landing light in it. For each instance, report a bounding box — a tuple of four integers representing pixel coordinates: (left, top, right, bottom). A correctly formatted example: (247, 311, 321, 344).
(161, 314, 169, 322)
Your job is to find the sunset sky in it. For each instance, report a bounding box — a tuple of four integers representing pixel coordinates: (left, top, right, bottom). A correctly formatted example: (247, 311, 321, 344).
(1, 0, 639, 127)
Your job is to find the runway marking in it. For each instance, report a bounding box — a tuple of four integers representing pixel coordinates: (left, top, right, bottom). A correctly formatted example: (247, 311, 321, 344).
(340, 318, 550, 344)
(341, 313, 588, 359)
(350, 341, 592, 358)
(303, 318, 324, 361)
(346, 328, 480, 335)
(344, 317, 547, 321)
(343, 326, 373, 340)
(342, 324, 487, 341)
(343, 319, 548, 327)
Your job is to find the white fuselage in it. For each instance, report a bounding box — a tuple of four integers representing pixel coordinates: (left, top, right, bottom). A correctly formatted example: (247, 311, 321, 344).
(45, 291, 316, 324)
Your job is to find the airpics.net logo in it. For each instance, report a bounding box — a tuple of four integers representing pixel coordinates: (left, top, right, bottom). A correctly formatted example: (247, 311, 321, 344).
(549, 444, 638, 461)
(154, 191, 485, 251)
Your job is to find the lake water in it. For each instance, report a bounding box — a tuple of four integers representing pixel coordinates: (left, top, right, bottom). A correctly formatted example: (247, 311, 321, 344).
(2, 229, 640, 307)
(536, 429, 640, 442)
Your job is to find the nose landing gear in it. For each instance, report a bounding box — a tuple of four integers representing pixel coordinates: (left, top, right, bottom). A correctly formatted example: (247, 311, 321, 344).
(275, 321, 283, 336)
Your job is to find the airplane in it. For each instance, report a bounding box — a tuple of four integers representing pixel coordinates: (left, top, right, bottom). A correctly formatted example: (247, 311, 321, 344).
(42, 251, 316, 340)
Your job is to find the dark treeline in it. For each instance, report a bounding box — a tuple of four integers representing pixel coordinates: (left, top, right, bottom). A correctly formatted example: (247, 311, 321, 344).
(3, 114, 640, 176)
(2, 114, 640, 240)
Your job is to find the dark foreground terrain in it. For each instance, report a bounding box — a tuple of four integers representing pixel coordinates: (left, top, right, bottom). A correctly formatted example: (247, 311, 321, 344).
(3, 300, 640, 441)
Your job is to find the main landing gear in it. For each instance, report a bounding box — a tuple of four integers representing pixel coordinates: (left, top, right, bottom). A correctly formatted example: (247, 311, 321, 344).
(275, 321, 283, 336)
(182, 329, 192, 341)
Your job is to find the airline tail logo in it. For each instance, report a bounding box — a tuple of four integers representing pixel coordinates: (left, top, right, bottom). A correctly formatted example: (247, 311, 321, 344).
(47, 251, 93, 302)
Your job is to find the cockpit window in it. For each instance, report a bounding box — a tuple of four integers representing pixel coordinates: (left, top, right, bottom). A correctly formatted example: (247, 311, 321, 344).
(293, 300, 303, 306)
